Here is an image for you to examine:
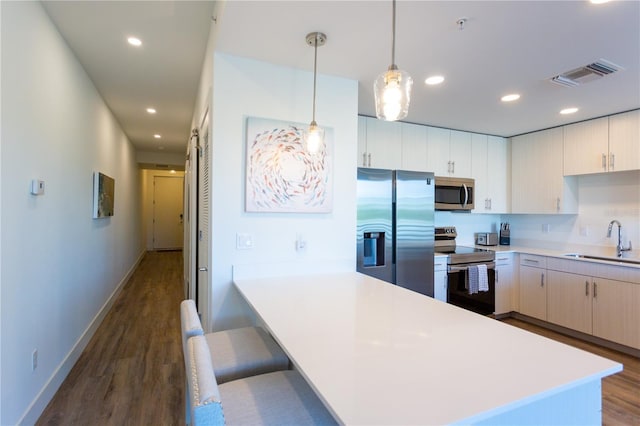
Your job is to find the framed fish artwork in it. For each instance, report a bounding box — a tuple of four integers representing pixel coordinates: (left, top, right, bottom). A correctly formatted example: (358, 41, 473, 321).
(245, 117, 333, 213)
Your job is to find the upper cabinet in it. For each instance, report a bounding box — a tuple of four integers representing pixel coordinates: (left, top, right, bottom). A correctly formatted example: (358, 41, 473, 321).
(511, 127, 578, 214)
(563, 110, 640, 175)
(426, 129, 472, 177)
(608, 110, 640, 172)
(563, 117, 609, 175)
(401, 122, 428, 172)
(472, 134, 509, 213)
(358, 116, 402, 169)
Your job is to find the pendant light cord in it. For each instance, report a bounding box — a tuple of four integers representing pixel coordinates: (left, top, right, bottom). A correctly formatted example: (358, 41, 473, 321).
(391, 0, 396, 67)
(312, 34, 319, 123)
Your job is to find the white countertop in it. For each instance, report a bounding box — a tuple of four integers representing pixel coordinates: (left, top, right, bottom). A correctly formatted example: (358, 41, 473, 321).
(437, 244, 640, 270)
(234, 272, 621, 425)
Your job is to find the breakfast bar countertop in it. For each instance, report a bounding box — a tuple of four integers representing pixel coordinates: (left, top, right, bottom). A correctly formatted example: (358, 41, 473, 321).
(234, 272, 622, 425)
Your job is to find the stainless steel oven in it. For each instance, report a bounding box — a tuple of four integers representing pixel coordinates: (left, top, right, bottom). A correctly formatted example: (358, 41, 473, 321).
(435, 226, 496, 315)
(447, 257, 496, 315)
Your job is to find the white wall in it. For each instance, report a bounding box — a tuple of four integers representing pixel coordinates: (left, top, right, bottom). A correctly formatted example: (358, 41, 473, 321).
(504, 171, 640, 255)
(0, 2, 144, 424)
(207, 53, 358, 331)
(435, 212, 502, 245)
(141, 169, 185, 250)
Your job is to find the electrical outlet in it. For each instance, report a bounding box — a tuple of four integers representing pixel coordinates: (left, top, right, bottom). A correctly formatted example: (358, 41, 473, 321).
(32, 349, 38, 371)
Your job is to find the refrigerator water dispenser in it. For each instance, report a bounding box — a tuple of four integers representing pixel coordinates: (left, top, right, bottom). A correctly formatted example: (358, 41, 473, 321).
(363, 232, 385, 267)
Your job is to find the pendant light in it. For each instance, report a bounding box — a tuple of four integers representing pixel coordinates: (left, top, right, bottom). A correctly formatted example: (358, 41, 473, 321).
(304, 32, 326, 154)
(374, 0, 413, 121)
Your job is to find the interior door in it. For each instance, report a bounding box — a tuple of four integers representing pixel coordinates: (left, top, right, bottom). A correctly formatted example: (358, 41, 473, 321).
(184, 132, 198, 300)
(197, 110, 210, 322)
(153, 176, 184, 250)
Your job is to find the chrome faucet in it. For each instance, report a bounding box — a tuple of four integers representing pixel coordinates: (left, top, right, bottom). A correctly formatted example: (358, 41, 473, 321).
(607, 220, 632, 257)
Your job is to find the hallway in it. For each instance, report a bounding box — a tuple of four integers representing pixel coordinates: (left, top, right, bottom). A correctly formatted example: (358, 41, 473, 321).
(36, 251, 185, 425)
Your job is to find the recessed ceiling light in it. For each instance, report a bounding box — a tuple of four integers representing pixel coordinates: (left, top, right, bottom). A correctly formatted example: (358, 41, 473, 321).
(154, 134, 162, 139)
(560, 107, 579, 115)
(590, 0, 610, 4)
(425, 75, 445, 85)
(127, 37, 142, 47)
(501, 94, 520, 102)
(146, 108, 156, 114)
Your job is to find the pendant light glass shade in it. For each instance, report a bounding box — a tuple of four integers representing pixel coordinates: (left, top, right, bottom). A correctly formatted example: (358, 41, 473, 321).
(374, 66, 413, 121)
(304, 32, 326, 154)
(305, 120, 325, 154)
(374, 0, 412, 121)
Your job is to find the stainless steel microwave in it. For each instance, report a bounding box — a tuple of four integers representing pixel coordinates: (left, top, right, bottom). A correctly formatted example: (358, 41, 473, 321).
(435, 176, 474, 211)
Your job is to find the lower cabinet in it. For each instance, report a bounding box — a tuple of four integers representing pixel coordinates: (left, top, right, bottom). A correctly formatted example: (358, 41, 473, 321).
(519, 255, 547, 320)
(547, 271, 592, 334)
(434, 257, 448, 302)
(592, 278, 640, 349)
(495, 253, 515, 315)
(547, 270, 640, 350)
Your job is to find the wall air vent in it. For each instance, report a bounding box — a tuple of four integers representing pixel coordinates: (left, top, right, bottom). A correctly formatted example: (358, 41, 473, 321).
(549, 59, 622, 88)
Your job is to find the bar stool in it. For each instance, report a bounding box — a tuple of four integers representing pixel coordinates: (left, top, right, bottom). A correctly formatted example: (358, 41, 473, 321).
(185, 335, 336, 425)
(180, 299, 289, 384)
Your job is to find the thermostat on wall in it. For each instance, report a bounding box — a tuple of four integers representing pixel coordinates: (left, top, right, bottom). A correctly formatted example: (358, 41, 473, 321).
(31, 179, 45, 195)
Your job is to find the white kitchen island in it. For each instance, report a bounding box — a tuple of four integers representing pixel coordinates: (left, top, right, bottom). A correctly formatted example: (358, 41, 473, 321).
(233, 271, 622, 425)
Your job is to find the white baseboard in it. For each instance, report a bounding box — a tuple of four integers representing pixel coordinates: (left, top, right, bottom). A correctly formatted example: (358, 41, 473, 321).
(19, 249, 146, 425)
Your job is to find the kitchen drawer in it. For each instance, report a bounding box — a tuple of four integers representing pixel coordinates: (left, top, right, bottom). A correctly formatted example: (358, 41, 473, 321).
(520, 254, 546, 268)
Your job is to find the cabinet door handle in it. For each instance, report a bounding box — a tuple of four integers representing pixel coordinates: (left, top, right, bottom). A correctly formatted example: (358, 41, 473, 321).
(541, 273, 545, 287)
(609, 153, 614, 170)
(488, 198, 492, 210)
(556, 197, 560, 212)
(585, 281, 589, 296)
(452, 161, 455, 174)
(602, 153, 607, 170)
(368, 153, 372, 167)
(496, 270, 499, 283)
(524, 259, 539, 264)
(593, 282, 597, 298)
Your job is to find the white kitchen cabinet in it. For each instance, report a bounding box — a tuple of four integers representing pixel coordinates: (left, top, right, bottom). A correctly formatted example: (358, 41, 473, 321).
(608, 109, 640, 172)
(563, 117, 609, 175)
(495, 253, 515, 315)
(425, 126, 450, 176)
(433, 256, 448, 302)
(424, 127, 472, 177)
(511, 127, 578, 214)
(401, 122, 428, 172)
(563, 111, 639, 175)
(471, 134, 509, 213)
(519, 255, 547, 320)
(547, 270, 592, 335)
(592, 277, 640, 349)
(358, 116, 402, 169)
(449, 130, 472, 177)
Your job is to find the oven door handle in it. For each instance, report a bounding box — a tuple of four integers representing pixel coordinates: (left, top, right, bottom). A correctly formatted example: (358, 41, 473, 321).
(448, 262, 495, 273)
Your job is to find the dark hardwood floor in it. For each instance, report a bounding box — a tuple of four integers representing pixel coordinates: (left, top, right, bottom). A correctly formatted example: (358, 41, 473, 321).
(36, 251, 185, 426)
(36, 253, 638, 425)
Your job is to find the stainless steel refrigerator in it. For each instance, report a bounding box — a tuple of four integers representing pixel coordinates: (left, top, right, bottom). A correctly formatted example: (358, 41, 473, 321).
(357, 168, 435, 297)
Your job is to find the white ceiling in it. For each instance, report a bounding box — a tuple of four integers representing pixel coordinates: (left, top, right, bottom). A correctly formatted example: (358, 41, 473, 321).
(42, 1, 214, 154)
(43, 0, 639, 155)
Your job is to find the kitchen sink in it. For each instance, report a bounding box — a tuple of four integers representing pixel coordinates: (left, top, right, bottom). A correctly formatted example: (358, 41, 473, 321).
(563, 253, 640, 266)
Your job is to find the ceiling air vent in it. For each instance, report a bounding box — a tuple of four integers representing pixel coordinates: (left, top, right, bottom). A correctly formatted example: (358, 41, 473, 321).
(549, 59, 622, 88)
